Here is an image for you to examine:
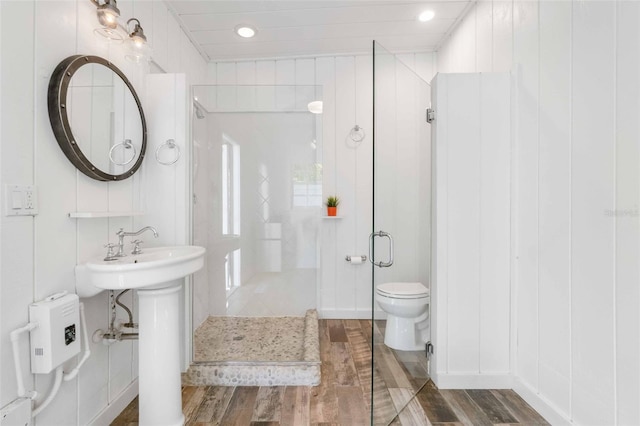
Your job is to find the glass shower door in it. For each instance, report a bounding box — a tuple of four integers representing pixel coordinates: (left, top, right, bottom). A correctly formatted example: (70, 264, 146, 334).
(371, 41, 432, 424)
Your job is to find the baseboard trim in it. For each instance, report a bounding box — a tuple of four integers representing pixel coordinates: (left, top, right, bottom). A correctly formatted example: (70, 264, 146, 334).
(512, 378, 571, 426)
(431, 372, 513, 389)
(89, 379, 138, 426)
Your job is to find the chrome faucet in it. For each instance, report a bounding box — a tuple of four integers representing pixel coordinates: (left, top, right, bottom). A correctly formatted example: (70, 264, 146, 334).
(115, 226, 159, 257)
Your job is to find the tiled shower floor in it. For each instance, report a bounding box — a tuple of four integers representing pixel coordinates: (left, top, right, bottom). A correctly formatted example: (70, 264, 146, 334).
(183, 309, 321, 386)
(193, 315, 306, 362)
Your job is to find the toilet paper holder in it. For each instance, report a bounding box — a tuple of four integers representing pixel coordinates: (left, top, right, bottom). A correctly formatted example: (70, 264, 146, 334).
(345, 255, 367, 262)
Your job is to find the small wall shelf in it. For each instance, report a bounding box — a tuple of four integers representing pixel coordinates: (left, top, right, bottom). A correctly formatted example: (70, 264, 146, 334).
(68, 211, 145, 218)
(322, 216, 343, 219)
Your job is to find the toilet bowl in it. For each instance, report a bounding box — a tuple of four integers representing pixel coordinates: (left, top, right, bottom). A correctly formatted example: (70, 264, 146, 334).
(375, 282, 430, 351)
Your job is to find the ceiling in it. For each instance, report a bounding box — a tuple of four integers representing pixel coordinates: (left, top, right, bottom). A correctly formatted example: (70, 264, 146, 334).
(165, 1, 474, 62)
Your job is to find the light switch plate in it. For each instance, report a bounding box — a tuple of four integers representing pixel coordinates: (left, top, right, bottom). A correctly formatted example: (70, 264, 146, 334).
(4, 185, 38, 216)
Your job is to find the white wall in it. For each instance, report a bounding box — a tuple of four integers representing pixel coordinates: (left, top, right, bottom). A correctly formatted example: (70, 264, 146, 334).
(438, 1, 640, 424)
(204, 53, 437, 319)
(0, 1, 206, 424)
(431, 72, 511, 389)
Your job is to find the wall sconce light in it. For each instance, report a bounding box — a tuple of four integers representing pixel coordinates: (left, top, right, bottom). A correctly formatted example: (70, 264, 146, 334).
(90, 0, 151, 62)
(124, 18, 151, 63)
(127, 19, 147, 47)
(307, 101, 323, 114)
(95, 0, 119, 28)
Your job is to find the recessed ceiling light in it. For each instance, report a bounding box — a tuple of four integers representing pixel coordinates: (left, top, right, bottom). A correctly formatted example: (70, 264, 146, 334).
(235, 25, 256, 38)
(418, 10, 435, 22)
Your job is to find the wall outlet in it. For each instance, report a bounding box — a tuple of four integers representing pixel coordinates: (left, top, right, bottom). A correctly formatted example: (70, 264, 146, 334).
(3, 185, 38, 216)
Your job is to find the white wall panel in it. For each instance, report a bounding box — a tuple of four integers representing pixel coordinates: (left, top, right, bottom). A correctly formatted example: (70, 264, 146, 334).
(295, 58, 315, 85)
(492, 1, 512, 72)
(431, 75, 447, 377)
(512, 0, 539, 391)
(414, 52, 436, 84)
(236, 62, 256, 110)
(334, 56, 357, 311)
(614, 3, 640, 424)
(31, 2, 80, 423)
(78, 296, 110, 425)
(445, 74, 481, 373)
(166, 13, 181, 73)
(571, 3, 616, 424)
(216, 62, 236, 85)
(393, 60, 419, 284)
(316, 57, 338, 312)
(432, 73, 511, 383)
(275, 59, 295, 84)
(475, 0, 493, 72)
(354, 54, 373, 312)
(0, 0, 207, 422)
(479, 73, 511, 373)
(0, 0, 36, 410)
(152, 1, 169, 71)
(256, 60, 276, 84)
(537, 0, 571, 415)
(276, 59, 295, 110)
(371, 49, 397, 289)
(236, 61, 256, 84)
(439, 0, 640, 423)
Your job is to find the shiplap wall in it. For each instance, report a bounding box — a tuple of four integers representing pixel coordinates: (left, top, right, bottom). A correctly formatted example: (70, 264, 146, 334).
(0, 1, 205, 424)
(438, 1, 640, 424)
(431, 73, 511, 389)
(205, 53, 436, 318)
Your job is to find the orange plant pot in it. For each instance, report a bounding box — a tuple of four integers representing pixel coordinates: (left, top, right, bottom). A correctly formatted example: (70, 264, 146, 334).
(327, 207, 337, 216)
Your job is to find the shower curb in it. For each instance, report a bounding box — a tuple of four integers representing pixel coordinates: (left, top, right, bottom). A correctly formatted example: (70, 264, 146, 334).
(183, 309, 321, 387)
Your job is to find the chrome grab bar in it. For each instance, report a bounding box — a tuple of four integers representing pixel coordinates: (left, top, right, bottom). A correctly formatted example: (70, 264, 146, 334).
(369, 230, 394, 268)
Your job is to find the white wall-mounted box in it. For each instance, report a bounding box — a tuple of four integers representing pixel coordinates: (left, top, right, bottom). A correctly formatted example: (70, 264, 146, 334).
(29, 293, 80, 374)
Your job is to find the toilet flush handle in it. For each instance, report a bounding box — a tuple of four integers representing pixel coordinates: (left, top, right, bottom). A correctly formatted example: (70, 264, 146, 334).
(369, 231, 394, 268)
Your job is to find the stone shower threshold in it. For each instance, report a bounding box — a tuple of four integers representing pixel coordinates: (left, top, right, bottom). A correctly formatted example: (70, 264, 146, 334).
(182, 309, 320, 386)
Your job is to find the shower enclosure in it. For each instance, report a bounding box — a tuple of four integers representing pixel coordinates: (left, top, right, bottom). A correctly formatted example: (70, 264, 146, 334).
(189, 84, 323, 380)
(187, 41, 432, 423)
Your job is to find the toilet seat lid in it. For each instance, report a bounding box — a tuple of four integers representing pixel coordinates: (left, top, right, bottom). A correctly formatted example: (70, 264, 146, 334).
(376, 282, 429, 298)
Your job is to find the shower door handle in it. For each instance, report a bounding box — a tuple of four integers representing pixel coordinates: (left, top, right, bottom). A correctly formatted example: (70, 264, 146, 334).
(369, 231, 394, 268)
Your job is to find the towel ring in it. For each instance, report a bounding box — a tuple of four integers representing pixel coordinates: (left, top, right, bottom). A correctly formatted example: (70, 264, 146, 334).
(156, 139, 180, 165)
(109, 139, 136, 166)
(350, 125, 365, 142)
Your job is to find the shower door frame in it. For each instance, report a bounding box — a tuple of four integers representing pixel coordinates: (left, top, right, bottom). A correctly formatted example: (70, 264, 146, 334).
(370, 40, 434, 424)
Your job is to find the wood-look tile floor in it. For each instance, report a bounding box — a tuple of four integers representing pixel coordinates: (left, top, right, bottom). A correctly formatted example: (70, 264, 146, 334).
(112, 319, 549, 426)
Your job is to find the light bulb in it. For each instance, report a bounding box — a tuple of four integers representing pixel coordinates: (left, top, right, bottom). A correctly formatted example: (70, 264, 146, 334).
(235, 25, 256, 38)
(96, 0, 120, 29)
(418, 10, 435, 22)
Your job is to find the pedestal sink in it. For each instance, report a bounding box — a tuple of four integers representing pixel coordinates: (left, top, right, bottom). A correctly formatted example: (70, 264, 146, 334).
(76, 246, 205, 426)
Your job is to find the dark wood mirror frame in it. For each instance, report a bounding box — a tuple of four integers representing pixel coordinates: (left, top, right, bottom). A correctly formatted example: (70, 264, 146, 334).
(47, 55, 147, 181)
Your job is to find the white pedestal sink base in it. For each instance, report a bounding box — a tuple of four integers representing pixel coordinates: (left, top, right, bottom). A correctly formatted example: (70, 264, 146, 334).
(138, 281, 184, 426)
(74, 245, 205, 424)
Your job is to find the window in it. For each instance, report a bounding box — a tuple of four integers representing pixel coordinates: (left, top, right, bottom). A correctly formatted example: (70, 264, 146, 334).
(222, 137, 240, 235)
(292, 163, 322, 207)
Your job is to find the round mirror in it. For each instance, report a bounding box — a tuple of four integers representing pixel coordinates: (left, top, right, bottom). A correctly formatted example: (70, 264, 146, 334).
(48, 55, 147, 181)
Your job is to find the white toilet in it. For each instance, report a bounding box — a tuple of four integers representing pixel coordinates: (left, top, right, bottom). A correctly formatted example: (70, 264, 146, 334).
(375, 282, 430, 351)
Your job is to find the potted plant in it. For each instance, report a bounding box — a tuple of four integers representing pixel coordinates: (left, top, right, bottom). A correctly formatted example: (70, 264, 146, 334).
(326, 196, 340, 216)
